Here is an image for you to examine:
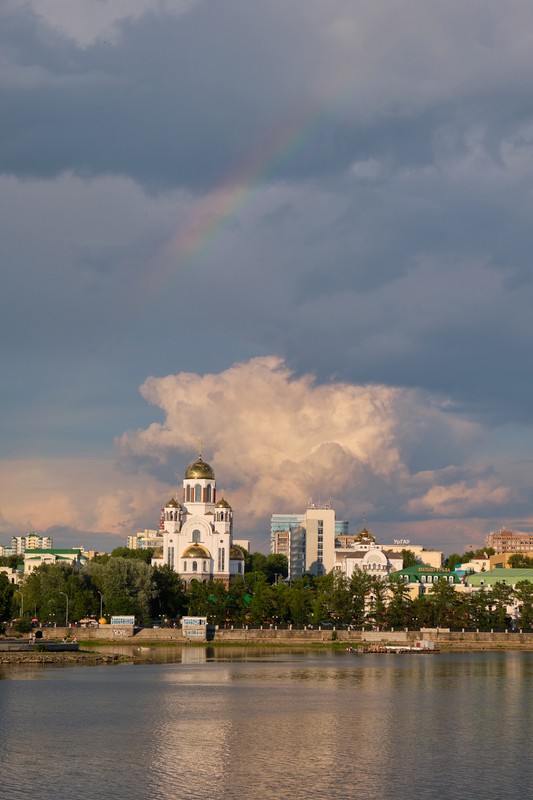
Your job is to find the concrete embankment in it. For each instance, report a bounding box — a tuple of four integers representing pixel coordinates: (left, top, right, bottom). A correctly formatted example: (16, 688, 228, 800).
(24, 626, 533, 650)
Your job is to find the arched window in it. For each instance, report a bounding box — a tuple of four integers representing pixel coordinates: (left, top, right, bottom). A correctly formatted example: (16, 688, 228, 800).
(238, 562, 242, 574)
(206, 485, 212, 502)
(203, 560, 207, 572)
(192, 529, 201, 543)
(194, 484, 202, 502)
(192, 561, 198, 572)
(183, 561, 187, 571)
(186, 485, 191, 502)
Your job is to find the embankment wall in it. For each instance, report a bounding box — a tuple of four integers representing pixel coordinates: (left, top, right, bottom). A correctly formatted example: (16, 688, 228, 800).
(32, 626, 533, 650)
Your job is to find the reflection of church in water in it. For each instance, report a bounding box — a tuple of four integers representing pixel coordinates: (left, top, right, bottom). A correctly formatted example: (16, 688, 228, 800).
(151, 453, 245, 587)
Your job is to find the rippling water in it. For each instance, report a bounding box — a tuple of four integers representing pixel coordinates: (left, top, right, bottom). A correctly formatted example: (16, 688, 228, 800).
(1, 648, 532, 800)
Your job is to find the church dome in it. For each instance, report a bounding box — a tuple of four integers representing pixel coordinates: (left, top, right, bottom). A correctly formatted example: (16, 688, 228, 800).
(215, 497, 232, 509)
(230, 545, 245, 560)
(355, 526, 375, 542)
(185, 456, 215, 480)
(182, 544, 211, 559)
(166, 498, 182, 508)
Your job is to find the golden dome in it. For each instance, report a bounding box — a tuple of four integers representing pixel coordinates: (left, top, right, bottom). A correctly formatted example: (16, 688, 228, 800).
(182, 544, 211, 559)
(215, 497, 232, 509)
(166, 498, 181, 508)
(230, 545, 245, 560)
(355, 526, 375, 542)
(185, 456, 215, 480)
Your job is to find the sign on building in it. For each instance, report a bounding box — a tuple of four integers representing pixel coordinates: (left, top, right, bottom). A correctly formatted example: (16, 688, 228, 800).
(110, 616, 136, 626)
(182, 616, 208, 639)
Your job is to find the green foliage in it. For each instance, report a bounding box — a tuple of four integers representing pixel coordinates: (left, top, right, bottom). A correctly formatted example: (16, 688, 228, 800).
(401, 549, 419, 568)
(110, 547, 155, 564)
(84, 557, 155, 624)
(508, 554, 533, 568)
(23, 563, 96, 623)
(0, 572, 16, 621)
(445, 548, 495, 569)
(244, 552, 288, 583)
(13, 618, 31, 633)
(0, 555, 23, 569)
(151, 565, 187, 621)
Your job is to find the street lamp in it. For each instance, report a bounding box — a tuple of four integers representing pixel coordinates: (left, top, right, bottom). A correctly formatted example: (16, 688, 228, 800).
(59, 591, 69, 627)
(97, 591, 103, 619)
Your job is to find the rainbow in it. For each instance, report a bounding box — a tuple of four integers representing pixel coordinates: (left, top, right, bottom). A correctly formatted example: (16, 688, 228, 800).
(146, 91, 347, 295)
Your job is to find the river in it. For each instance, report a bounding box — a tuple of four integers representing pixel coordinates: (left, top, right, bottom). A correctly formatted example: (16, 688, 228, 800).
(1, 647, 532, 799)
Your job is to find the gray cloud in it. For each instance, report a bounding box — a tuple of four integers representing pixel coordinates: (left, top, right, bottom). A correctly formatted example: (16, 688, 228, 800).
(3, 2, 533, 551)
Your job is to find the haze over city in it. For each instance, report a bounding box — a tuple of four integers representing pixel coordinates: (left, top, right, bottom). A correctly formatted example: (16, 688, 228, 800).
(2, 0, 533, 554)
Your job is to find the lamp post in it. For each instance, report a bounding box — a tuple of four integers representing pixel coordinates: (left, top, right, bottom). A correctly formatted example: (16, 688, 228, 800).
(97, 590, 103, 619)
(59, 591, 69, 627)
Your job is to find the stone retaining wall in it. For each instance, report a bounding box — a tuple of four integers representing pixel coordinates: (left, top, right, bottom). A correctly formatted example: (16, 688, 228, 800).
(29, 626, 533, 650)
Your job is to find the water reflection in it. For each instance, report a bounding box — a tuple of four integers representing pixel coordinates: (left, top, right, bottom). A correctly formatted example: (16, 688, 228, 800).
(1, 652, 533, 800)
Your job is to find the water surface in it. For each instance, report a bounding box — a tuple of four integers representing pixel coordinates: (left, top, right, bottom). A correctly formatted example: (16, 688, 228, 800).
(1, 649, 532, 799)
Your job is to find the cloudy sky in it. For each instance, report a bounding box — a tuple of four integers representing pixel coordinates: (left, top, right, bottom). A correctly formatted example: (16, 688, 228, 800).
(2, 0, 533, 555)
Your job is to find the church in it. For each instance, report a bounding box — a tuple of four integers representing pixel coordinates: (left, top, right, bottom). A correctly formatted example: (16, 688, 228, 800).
(151, 452, 245, 587)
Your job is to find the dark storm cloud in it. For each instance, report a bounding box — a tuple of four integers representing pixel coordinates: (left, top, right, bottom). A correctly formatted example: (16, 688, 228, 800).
(3, 1, 533, 547)
(3, 1, 533, 191)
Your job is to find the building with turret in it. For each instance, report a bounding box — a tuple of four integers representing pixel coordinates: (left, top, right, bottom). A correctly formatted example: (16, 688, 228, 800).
(151, 453, 245, 587)
(333, 523, 403, 580)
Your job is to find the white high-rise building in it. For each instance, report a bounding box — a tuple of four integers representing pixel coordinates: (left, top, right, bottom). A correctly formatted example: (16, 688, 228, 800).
(152, 453, 245, 587)
(11, 533, 53, 554)
(271, 504, 344, 579)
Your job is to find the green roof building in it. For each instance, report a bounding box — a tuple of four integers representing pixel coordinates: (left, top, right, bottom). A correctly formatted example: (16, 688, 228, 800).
(465, 568, 533, 587)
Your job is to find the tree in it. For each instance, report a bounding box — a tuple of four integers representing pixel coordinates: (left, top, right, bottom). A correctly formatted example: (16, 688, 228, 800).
(151, 565, 187, 621)
(350, 570, 373, 626)
(401, 550, 418, 568)
(429, 579, 463, 627)
(367, 578, 388, 628)
(508, 554, 533, 568)
(110, 547, 155, 564)
(514, 581, 533, 629)
(0, 555, 22, 570)
(386, 578, 412, 628)
(85, 557, 155, 624)
(248, 575, 275, 624)
(0, 572, 16, 626)
(23, 563, 95, 623)
(486, 583, 513, 629)
(244, 552, 288, 583)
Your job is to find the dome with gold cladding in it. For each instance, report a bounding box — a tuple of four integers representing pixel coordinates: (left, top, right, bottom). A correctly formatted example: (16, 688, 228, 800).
(182, 544, 211, 559)
(185, 456, 215, 480)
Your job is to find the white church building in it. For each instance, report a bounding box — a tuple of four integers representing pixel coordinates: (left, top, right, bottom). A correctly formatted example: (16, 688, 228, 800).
(151, 453, 245, 587)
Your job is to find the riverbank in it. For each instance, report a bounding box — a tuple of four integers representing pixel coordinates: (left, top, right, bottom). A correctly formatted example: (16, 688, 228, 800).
(6, 627, 533, 652)
(0, 650, 139, 665)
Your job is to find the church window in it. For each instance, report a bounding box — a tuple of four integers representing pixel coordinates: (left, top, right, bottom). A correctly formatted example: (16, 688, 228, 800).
(183, 561, 187, 571)
(203, 560, 207, 572)
(192, 561, 198, 572)
(238, 562, 242, 573)
(195, 484, 202, 502)
(186, 485, 191, 502)
(206, 485, 212, 502)
(192, 529, 201, 543)
(218, 547, 225, 571)
(168, 547, 174, 569)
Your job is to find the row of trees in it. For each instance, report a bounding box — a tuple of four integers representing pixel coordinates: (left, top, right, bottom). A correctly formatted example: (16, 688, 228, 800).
(0, 549, 289, 629)
(3, 554, 533, 631)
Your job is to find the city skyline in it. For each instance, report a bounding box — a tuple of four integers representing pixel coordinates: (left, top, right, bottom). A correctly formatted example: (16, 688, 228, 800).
(2, 2, 533, 553)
